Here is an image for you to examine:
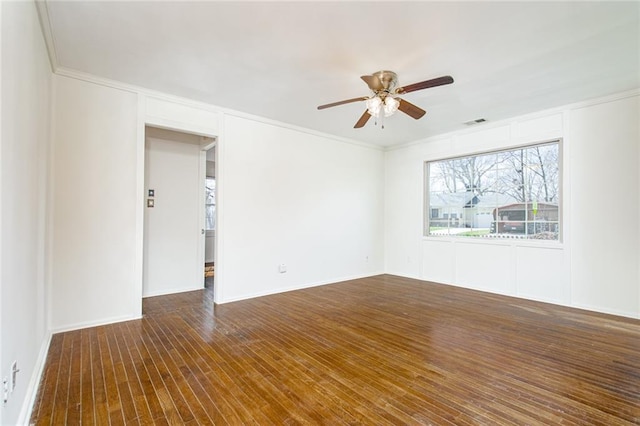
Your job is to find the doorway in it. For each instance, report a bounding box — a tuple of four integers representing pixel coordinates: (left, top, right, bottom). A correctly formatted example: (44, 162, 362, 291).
(142, 126, 214, 299)
(204, 146, 216, 290)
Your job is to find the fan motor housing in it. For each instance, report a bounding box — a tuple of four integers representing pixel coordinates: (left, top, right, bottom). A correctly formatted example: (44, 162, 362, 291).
(372, 70, 399, 93)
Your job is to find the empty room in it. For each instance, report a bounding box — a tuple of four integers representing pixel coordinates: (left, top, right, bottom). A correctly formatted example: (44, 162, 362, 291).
(2, 1, 639, 425)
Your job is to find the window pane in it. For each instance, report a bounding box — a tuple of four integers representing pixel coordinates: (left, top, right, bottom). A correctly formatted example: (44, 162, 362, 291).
(426, 141, 560, 240)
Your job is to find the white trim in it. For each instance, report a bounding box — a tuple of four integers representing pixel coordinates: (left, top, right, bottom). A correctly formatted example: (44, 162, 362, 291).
(134, 94, 146, 318)
(142, 285, 205, 300)
(197, 148, 207, 288)
(46, 71, 57, 333)
(213, 115, 225, 304)
(221, 109, 381, 151)
(54, 67, 380, 152)
(55, 67, 139, 95)
(144, 117, 217, 140)
(387, 88, 640, 152)
(422, 137, 562, 167)
(16, 332, 51, 426)
(423, 139, 564, 246)
(422, 235, 565, 250)
(140, 97, 220, 307)
(388, 272, 640, 321)
(51, 69, 639, 157)
(50, 314, 142, 335)
(34, 1, 57, 72)
(569, 302, 640, 320)
(217, 272, 385, 305)
(561, 109, 573, 311)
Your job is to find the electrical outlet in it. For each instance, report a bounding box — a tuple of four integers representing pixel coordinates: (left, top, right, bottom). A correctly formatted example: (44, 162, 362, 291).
(2, 377, 8, 404)
(278, 264, 287, 273)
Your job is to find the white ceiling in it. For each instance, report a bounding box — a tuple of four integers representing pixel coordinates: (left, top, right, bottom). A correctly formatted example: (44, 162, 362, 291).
(42, 1, 639, 147)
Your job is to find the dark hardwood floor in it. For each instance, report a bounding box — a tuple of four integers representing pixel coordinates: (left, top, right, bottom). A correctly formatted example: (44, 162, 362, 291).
(31, 275, 640, 425)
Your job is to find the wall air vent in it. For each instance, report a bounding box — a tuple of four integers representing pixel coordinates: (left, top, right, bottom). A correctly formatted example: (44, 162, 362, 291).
(463, 118, 487, 126)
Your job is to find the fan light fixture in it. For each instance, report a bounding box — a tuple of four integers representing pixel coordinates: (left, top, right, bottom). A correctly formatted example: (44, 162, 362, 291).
(317, 71, 454, 129)
(366, 95, 399, 118)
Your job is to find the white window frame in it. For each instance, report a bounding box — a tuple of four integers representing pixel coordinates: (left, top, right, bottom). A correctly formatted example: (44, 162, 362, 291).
(424, 139, 562, 242)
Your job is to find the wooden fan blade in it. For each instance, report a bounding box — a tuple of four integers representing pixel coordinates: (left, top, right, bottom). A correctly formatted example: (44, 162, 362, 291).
(317, 97, 368, 110)
(396, 75, 454, 94)
(398, 98, 426, 120)
(354, 110, 371, 128)
(361, 75, 383, 91)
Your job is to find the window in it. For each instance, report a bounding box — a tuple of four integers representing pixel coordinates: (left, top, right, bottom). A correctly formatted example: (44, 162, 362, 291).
(205, 177, 216, 231)
(425, 141, 560, 240)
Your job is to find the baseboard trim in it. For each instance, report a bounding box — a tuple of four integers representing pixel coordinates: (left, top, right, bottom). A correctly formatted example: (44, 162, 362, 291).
(143, 285, 205, 299)
(217, 272, 385, 304)
(50, 314, 142, 334)
(17, 331, 52, 425)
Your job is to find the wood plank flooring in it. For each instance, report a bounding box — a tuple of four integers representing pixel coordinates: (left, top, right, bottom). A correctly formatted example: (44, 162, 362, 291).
(31, 275, 640, 425)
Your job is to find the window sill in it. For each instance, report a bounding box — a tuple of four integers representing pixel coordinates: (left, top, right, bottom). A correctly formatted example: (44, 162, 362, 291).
(422, 235, 564, 249)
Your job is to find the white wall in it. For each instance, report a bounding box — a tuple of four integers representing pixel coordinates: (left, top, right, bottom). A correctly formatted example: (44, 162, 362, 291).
(0, 2, 52, 424)
(47, 74, 385, 326)
(219, 114, 385, 302)
(50, 75, 139, 331)
(144, 128, 204, 297)
(568, 96, 639, 315)
(385, 92, 640, 319)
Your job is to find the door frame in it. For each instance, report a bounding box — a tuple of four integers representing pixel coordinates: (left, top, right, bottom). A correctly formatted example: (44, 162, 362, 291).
(136, 99, 220, 314)
(200, 140, 217, 269)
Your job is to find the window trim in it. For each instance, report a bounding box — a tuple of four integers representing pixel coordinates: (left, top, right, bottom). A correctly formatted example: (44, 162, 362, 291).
(423, 138, 563, 243)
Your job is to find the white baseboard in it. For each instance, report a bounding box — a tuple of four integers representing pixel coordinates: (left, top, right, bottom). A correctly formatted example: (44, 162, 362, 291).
(218, 272, 385, 304)
(17, 331, 52, 426)
(50, 313, 142, 334)
(142, 285, 205, 299)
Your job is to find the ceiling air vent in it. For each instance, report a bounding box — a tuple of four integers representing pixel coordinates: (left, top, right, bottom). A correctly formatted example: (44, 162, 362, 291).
(464, 118, 487, 126)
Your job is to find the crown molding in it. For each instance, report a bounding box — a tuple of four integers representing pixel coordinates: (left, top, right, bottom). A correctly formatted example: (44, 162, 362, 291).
(387, 87, 640, 152)
(34, 0, 58, 73)
(54, 66, 382, 151)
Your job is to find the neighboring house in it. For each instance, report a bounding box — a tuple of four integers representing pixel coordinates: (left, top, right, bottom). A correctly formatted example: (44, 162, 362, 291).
(430, 193, 518, 229)
(491, 202, 559, 235)
(429, 192, 477, 228)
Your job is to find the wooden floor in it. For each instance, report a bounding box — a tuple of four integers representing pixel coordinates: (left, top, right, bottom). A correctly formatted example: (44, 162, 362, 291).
(31, 275, 640, 425)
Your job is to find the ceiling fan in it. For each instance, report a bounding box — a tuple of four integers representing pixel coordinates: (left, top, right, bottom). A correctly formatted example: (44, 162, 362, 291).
(317, 71, 454, 129)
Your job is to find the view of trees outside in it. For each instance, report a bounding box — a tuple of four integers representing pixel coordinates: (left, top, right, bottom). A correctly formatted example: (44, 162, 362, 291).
(427, 141, 560, 239)
(205, 177, 216, 230)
